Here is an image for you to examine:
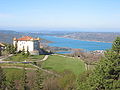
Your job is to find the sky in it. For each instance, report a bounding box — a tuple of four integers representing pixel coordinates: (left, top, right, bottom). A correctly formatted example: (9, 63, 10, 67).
(0, 0, 120, 32)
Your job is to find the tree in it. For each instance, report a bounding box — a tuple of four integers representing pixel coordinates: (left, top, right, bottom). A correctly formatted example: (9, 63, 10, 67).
(21, 46, 25, 55)
(88, 51, 120, 90)
(77, 37, 120, 90)
(87, 37, 120, 90)
(34, 69, 44, 90)
(7, 74, 17, 90)
(0, 67, 6, 90)
(58, 71, 76, 90)
(25, 49, 30, 58)
(112, 37, 120, 53)
(6, 44, 16, 54)
(21, 66, 29, 90)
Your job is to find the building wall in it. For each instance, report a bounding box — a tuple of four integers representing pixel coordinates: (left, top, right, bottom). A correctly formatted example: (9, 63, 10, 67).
(17, 41, 34, 52)
(14, 40, 40, 52)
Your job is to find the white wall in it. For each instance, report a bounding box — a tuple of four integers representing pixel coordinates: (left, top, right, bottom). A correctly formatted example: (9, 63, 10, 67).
(14, 40, 40, 52)
(17, 41, 34, 52)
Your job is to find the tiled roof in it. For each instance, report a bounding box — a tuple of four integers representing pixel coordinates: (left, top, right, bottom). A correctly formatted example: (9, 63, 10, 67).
(14, 36, 40, 41)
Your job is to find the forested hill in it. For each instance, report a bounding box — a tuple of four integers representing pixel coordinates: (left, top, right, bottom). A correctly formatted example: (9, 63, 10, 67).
(53, 32, 120, 43)
(1, 30, 120, 43)
(0, 30, 23, 43)
(0, 30, 48, 43)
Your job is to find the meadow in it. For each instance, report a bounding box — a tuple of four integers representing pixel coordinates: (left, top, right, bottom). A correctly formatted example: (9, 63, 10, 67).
(41, 55, 85, 75)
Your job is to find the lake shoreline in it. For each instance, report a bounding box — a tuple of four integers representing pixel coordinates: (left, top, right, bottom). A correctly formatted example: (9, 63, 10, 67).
(54, 36, 112, 43)
(40, 35, 112, 51)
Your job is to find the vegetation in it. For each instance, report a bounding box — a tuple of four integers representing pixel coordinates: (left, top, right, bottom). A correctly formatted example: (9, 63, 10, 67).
(0, 67, 6, 90)
(4, 53, 45, 62)
(4, 53, 27, 62)
(1, 35, 120, 90)
(41, 55, 85, 75)
(77, 37, 120, 90)
(0, 63, 36, 68)
(6, 44, 16, 54)
(34, 69, 44, 90)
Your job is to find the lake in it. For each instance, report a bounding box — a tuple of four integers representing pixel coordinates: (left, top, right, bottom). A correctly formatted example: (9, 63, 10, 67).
(40, 35, 112, 51)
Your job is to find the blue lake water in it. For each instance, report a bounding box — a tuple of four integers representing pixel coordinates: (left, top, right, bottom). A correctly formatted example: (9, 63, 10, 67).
(40, 35, 112, 51)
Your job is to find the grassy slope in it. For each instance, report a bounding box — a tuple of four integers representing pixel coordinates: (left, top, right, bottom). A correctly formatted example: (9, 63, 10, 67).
(0, 63, 36, 68)
(4, 54, 27, 62)
(4, 68, 23, 80)
(42, 55, 85, 75)
(4, 54, 45, 62)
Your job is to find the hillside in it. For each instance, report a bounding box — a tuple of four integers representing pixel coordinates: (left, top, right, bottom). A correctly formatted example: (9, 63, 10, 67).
(50, 32, 120, 43)
(0, 30, 23, 43)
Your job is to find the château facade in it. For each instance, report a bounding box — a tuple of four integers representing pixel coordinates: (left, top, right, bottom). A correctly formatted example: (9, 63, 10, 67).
(13, 36, 40, 55)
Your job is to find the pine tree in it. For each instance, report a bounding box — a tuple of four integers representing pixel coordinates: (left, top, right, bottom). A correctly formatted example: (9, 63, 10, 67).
(112, 37, 120, 53)
(87, 37, 120, 90)
(0, 67, 6, 90)
(21, 66, 29, 90)
(25, 49, 30, 58)
(22, 46, 25, 55)
(7, 74, 17, 90)
(34, 69, 44, 90)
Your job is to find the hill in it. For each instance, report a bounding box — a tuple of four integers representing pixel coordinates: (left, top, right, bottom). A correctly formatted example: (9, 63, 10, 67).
(50, 32, 120, 43)
(0, 30, 23, 43)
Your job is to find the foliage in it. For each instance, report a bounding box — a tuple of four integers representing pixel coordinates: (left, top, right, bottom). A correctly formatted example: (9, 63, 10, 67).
(112, 37, 120, 53)
(21, 46, 25, 55)
(0, 67, 6, 90)
(34, 69, 44, 90)
(44, 71, 76, 90)
(4, 53, 28, 62)
(6, 44, 16, 54)
(7, 74, 17, 90)
(77, 37, 120, 90)
(77, 71, 92, 90)
(88, 50, 120, 90)
(21, 67, 29, 90)
(58, 71, 76, 90)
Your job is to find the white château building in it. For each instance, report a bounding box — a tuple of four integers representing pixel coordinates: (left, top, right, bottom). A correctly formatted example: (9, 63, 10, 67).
(13, 36, 40, 55)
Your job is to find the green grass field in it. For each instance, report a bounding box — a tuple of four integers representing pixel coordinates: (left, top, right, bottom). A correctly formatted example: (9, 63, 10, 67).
(27, 55, 45, 61)
(4, 54, 27, 62)
(0, 63, 36, 68)
(3, 68, 24, 80)
(41, 55, 86, 75)
(4, 54, 45, 62)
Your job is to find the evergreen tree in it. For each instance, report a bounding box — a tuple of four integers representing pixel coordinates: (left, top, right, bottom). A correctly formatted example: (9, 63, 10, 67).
(6, 44, 16, 54)
(21, 66, 29, 90)
(22, 46, 25, 55)
(77, 37, 120, 90)
(7, 74, 17, 90)
(25, 49, 30, 58)
(34, 69, 44, 90)
(112, 37, 120, 53)
(88, 50, 120, 90)
(0, 67, 6, 90)
(87, 37, 120, 90)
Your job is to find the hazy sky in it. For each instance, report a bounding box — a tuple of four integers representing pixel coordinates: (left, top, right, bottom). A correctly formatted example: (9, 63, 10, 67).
(0, 0, 120, 32)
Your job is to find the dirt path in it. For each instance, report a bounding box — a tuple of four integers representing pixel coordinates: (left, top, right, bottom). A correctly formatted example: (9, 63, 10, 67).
(41, 55, 49, 61)
(0, 54, 13, 61)
(1, 66, 37, 70)
(30, 64, 60, 77)
(0, 54, 60, 77)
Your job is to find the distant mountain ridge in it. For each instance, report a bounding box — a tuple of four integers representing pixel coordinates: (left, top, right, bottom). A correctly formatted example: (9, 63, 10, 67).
(0, 30, 120, 44)
(0, 30, 23, 43)
(52, 32, 120, 43)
